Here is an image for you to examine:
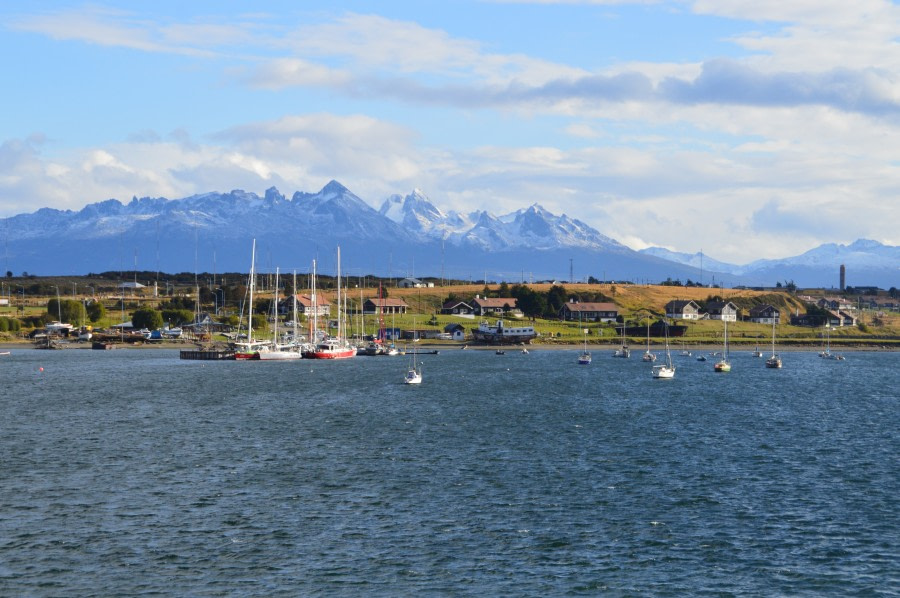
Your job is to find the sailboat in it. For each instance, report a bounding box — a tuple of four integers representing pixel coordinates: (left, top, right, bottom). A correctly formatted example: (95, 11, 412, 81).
(652, 320, 675, 378)
(765, 319, 782, 369)
(713, 319, 731, 372)
(818, 325, 845, 360)
(613, 322, 630, 358)
(679, 339, 691, 357)
(258, 268, 302, 360)
(577, 327, 592, 364)
(308, 246, 356, 359)
(641, 320, 657, 362)
(233, 239, 274, 360)
(403, 345, 422, 384)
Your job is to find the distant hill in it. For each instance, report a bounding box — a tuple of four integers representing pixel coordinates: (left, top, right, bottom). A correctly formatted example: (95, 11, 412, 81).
(640, 239, 899, 289)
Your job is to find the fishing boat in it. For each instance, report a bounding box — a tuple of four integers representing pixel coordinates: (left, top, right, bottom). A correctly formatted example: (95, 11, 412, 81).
(641, 320, 656, 362)
(751, 344, 763, 357)
(577, 328, 591, 364)
(471, 320, 536, 345)
(652, 320, 675, 379)
(714, 319, 731, 372)
(764, 319, 782, 369)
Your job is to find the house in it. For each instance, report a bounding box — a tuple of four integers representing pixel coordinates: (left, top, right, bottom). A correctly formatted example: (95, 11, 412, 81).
(749, 304, 780, 324)
(704, 301, 739, 322)
(397, 277, 434, 288)
(363, 297, 409, 315)
(791, 313, 825, 327)
(444, 323, 466, 341)
(818, 296, 854, 311)
(558, 301, 618, 323)
(282, 294, 331, 318)
(471, 296, 522, 317)
(441, 300, 474, 315)
(665, 300, 701, 320)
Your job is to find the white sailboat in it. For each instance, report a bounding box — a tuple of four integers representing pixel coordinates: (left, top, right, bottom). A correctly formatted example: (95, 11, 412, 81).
(819, 325, 845, 360)
(765, 318, 782, 369)
(233, 239, 274, 360)
(652, 320, 675, 378)
(403, 346, 422, 384)
(613, 323, 630, 358)
(642, 320, 657, 362)
(577, 328, 592, 364)
(258, 268, 302, 360)
(714, 319, 731, 372)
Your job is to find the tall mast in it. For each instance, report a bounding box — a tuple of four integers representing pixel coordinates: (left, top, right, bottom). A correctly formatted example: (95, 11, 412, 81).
(272, 267, 280, 345)
(293, 270, 298, 345)
(336, 245, 342, 340)
(248, 239, 256, 344)
(311, 259, 317, 341)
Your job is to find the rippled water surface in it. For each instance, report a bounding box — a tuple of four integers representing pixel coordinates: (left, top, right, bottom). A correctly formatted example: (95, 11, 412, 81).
(1, 348, 898, 595)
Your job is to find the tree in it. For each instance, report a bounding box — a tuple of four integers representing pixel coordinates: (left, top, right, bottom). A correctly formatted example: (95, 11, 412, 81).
(131, 308, 163, 330)
(546, 285, 568, 317)
(162, 308, 194, 326)
(46, 299, 86, 324)
(86, 301, 106, 323)
(498, 282, 510, 297)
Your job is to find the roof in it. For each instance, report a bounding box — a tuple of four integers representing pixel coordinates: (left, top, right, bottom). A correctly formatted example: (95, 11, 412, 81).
(293, 294, 331, 307)
(365, 297, 409, 307)
(562, 302, 618, 312)
(442, 300, 473, 309)
(444, 323, 466, 332)
(472, 297, 518, 308)
(665, 299, 699, 310)
(749, 304, 779, 315)
(705, 301, 738, 312)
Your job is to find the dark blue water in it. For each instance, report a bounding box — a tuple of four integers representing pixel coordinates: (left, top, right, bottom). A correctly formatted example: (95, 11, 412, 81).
(1, 348, 897, 596)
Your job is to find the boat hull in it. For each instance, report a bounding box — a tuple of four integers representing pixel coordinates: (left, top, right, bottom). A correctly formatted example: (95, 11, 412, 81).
(307, 348, 356, 359)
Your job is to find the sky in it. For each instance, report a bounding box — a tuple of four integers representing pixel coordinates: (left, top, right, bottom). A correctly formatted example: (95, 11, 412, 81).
(1, 1, 899, 265)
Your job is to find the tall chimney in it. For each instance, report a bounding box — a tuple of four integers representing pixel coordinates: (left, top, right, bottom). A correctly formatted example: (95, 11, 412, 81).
(839, 264, 846, 291)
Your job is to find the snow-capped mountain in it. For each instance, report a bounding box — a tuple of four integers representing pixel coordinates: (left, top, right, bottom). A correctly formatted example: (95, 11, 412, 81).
(1, 180, 896, 287)
(641, 239, 899, 288)
(379, 189, 627, 252)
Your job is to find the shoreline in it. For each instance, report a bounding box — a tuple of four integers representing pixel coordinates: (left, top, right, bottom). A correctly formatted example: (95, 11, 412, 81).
(1, 340, 895, 352)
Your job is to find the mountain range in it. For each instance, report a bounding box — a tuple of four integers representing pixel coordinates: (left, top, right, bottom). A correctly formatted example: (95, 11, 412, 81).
(1, 180, 897, 288)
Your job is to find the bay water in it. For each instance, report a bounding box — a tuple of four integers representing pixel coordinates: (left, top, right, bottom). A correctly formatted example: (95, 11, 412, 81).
(1, 348, 897, 595)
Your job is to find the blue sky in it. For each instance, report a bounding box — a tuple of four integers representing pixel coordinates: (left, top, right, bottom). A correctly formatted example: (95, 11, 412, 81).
(2, 1, 899, 264)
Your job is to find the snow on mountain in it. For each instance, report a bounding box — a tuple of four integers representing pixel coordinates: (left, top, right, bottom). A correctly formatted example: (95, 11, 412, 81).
(378, 188, 446, 235)
(2, 180, 897, 287)
(642, 239, 899, 287)
(742, 239, 900, 271)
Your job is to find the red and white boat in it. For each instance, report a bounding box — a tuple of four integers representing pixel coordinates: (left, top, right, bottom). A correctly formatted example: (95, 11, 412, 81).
(306, 245, 355, 360)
